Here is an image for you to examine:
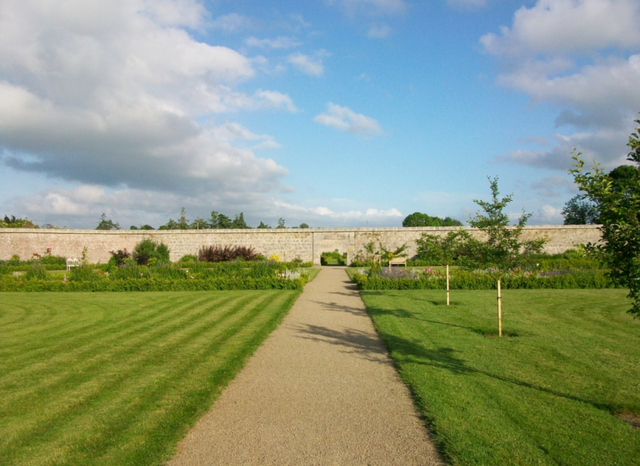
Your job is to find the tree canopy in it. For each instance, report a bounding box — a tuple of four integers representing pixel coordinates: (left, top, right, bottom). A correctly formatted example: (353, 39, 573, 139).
(562, 195, 599, 225)
(402, 212, 462, 227)
(1, 215, 39, 229)
(569, 117, 640, 317)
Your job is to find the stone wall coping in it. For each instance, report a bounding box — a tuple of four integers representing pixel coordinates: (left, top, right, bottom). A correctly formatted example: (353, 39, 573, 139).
(0, 225, 602, 235)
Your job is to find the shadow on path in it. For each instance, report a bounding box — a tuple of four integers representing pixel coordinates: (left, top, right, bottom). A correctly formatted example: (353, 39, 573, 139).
(294, 323, 392, 364)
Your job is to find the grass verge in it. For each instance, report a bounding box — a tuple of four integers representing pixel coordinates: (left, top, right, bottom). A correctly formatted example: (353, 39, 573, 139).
(0, 290, 300, 465)
(361, 289, 640, 465)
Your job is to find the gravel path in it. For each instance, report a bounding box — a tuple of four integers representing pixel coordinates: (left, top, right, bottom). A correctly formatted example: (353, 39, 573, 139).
(167, 267, 443, 465)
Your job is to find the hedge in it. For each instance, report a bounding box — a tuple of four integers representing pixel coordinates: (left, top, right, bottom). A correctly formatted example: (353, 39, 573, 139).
(352, 269, 617, 291)
(0, 276, 307, 292)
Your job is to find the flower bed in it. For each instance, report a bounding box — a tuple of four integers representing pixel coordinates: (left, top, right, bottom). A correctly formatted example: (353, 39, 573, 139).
(0, 261, 310, 292)
(351, 266, 616, 290)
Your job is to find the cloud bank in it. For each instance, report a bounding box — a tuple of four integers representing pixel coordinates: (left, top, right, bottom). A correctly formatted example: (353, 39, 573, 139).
(482, 0, 640, 170)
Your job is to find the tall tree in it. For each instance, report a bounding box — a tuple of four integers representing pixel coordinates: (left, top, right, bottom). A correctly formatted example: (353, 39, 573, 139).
(232, 212, 249, 229)
(216, 213, 232, 229)
(96, 213, 120, 230)
(177, 207, 189, 230)
(562, 195, 599, 225)
(570, 117, 640, 317)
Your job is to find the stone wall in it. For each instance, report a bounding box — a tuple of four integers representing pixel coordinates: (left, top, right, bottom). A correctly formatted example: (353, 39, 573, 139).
(0, 225, 601, 265)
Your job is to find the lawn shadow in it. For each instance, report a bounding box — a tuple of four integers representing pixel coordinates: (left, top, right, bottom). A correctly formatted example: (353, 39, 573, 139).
(366, 304, 483, 332)
(380, 332, 617, 414)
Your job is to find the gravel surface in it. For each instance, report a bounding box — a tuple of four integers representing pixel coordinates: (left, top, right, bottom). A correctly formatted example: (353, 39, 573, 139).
(167, 267, 443, 465)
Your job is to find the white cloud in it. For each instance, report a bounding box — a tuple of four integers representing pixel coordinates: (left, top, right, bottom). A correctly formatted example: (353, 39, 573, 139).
(210, 122, 281, 149)
(495, 127, 632, 170)
(497, 55, 640, 127)
(0, 0, 293, 202)
(534, 204, 564, 224)
(254, 90, 298, 112)
(314, 103, 383, 136)
(272, 200, 402, 225)
(530, 176, 575, 198)
(367, 24, 392, 38)
(140, 0, 207, 28)
(287, 53, 324, 76)
(482, 0, 640, 171)
(209, 13, 253, 32)
(481, 0, 640, 57)
(245, 36, 301, 49)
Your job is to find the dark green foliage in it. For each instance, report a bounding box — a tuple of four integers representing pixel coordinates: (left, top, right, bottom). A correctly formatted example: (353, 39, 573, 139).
(190, 217, 208, 230)
(133, 239, 170, 265)
(1, 215, 39, 228)
(232, 212, 250, 229)
(570, 118, 640, 317)
(215, 213, 233, 229)
(159, 207, 189, 230)
(25, 264, 48, 280)
(257, 221, 271, 229)
(38, 254, 67, 266)
(562, 194, 599, 224)
(402, 212, 462, 227)
(321, 250, 346, 266)
(96, 213, 120, 230)
(198, 245, 261, 262)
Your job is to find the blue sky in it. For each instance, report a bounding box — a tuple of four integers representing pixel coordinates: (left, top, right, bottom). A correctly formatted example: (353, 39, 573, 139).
(1, 0, 639, 229)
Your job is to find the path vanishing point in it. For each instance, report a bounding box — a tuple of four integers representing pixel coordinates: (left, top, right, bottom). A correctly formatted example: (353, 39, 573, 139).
(167, 267, 443, 465)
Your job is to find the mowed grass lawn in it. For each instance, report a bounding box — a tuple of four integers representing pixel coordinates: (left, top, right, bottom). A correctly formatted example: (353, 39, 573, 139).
(361, 289, 640, 465)
(0, 290, 300, 466)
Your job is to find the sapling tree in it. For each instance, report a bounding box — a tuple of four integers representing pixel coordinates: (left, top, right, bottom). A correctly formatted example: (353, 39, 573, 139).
(569, 117, 640, 317)
(469, 176, 544, 268)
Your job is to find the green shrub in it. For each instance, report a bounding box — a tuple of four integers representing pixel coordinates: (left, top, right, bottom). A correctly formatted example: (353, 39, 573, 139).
(178, 254, 198, 264)
(25, 264, 48, 281)
(69, 265, 101, 282)
(39, 255, 67, 266)
(110, 263, 148, 280)
(133, 239, 170, 265)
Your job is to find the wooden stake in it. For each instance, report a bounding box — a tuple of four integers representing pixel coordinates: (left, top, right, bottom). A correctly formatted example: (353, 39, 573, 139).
(446, 264, 450, 306)
(497, 279, 502, 338)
